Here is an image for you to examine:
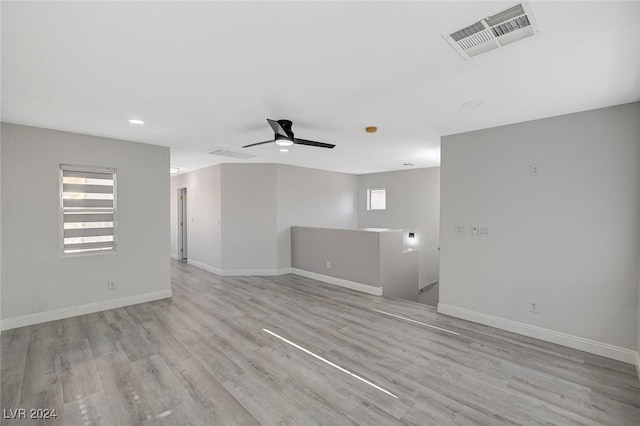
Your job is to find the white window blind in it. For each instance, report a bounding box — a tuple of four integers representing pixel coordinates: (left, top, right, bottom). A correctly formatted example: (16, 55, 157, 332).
(61, 165, 117, 255)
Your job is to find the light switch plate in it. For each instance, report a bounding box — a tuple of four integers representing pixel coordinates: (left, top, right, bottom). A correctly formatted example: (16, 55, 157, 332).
(530, 164, 540, 176)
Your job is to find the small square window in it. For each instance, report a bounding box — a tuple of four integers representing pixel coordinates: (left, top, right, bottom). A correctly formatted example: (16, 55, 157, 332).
(367, 188, 386, 210)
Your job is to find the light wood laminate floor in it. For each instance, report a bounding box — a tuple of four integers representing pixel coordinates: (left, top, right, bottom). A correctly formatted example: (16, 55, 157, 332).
(2, 260, 640, 425)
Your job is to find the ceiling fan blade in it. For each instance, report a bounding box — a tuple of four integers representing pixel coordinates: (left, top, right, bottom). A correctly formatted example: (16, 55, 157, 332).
(293, 138, 336, 149)
(267, 119, 289, 138)
(241, 140, 273, 148)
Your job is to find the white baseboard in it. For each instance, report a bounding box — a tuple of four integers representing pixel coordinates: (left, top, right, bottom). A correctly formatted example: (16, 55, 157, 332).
(276, 267, 293, 275)
(221, 267, 292, 276)
(1, 289, 173, 331)
(170, 253, 179, 260)
(187, 259, 291, 276)
(437, 303, 638, 365)
(187, 259, 222, 275)
(291, 268, 383, 296)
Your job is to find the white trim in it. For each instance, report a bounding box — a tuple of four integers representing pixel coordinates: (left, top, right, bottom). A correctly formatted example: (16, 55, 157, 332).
(187, 259, 222, 275)
(1, 289, 173, 331)
(437, 303, 638, 364)
(170, 252, 179, 260)
(187, 259, 292, 276)
(291, 268, 383, 296)
(221, 268, 291, 276)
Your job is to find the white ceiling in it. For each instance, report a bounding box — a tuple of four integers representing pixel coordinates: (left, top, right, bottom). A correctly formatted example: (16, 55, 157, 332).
(2, 1, 639, 175)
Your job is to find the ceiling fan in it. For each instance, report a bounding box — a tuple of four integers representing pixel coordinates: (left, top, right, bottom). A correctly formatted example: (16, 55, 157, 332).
(241, 119, 336, 149)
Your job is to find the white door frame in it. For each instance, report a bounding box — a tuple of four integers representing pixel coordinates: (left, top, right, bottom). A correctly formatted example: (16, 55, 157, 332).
(177, 187, 187, 260)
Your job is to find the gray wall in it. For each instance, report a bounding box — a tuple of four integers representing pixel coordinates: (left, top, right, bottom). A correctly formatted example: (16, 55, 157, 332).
(378, 231, 419, 302)
(277, 164, 357, 269)
(1, 123, 171, 320)
(220, 163, 279, 271)
(0, 125, 2, 321)
(170, 163, 358, 273)
(291, 227, 381, 287)
(291, 227, 418, 300)
(440, 102, 640, 350)
(357, 167, 440, 297)
(170, 164, 221, 269)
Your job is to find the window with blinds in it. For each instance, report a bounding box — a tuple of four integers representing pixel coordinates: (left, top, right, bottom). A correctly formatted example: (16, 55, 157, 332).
(60, 165, 117, 255)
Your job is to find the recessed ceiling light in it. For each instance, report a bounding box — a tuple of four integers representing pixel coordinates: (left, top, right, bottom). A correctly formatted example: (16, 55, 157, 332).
(129, 119, 144, 125)
(462, 101, 482, 108)
(279, 149, 289, 153)
(365, 126, 378, 133)
(403, 163, 415, 166)
(170, 167, 180, 174)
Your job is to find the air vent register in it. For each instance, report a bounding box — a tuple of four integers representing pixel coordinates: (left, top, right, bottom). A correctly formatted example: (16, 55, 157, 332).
(443, 2, 540, 60)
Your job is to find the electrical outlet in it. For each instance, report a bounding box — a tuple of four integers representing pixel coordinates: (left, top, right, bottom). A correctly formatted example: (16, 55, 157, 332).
(529, 299, 539, 313)
(326, 261, 331, 269)
(108, 281, 116, 290)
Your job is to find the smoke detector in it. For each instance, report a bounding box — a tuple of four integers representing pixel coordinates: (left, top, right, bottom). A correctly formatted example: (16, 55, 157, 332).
(443, 2, 539, 60)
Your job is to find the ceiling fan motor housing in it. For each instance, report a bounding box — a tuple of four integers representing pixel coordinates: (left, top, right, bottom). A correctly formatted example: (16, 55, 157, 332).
(277, 119, 294, 137)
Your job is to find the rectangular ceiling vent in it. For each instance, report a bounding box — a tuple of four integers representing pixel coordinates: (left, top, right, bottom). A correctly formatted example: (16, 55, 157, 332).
(207, 148, 256, 159)
(443, 2, 539, 60)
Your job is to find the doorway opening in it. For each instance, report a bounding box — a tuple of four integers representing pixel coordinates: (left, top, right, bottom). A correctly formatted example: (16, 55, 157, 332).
(178, 188, 187, 261)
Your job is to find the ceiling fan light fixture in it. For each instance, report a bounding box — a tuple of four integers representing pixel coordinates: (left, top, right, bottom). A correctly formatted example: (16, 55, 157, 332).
(275, 136, 294, 147)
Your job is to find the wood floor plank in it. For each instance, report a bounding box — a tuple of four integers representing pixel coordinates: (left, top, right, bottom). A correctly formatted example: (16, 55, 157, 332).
(62, 391, 115, 426)
(1, 328, 30, 395)
(123, 304, 157, 326)
(19, 338, 61, 403)
(59, 339, 102, 404)
(99, 365, 156, 425)
(174, 357, 260, 425)
(346, 403, 408, 426)
(127, 354, 204, 425)
(83, 313, 122, 358)
(222, 374, 306, 426)
(139, 321, 192, 369)
(106, 311, 156, 363)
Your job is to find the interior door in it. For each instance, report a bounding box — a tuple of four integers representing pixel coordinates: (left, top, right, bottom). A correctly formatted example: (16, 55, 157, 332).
(178, 188, 187, 260)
